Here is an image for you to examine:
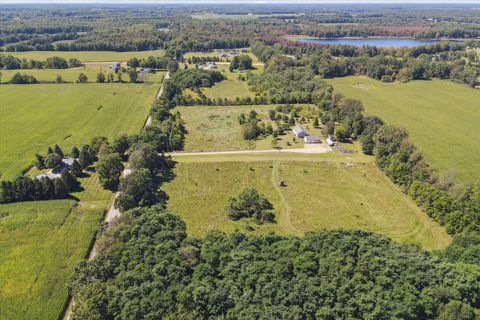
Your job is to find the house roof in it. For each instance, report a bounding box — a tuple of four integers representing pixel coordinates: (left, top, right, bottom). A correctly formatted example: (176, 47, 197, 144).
(62, 158, 78, 166)
(35, 173, 61, 180)
(292, 125, 306, 135)
(304, 135, 321, 143)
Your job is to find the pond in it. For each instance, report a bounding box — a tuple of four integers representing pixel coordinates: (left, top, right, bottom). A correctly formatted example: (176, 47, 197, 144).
(296, 38, 444, 48)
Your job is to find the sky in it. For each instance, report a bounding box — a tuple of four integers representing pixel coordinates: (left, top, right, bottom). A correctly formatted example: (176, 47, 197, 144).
(1, 0, 479, 3)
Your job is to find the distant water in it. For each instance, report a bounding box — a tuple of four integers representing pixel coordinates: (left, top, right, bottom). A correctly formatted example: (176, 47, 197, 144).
(296, 38, 442, 48)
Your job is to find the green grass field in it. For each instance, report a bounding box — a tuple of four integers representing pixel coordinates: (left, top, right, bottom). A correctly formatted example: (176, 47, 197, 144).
(162, 161, 450, 250)
(0, 200, 105, 320)
(327, 77, 480, 182)
(0, 83, 159, 179)
(3, 50, 165, 62)
(176, 104, 324, 151)
(0, 67, 165, 84)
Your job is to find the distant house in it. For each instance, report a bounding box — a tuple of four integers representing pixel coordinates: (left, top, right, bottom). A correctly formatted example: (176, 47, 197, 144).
(109, 63, 121, 71)
(35, 173, 61, 180)
(292, 125, 308, 138)
(203, 62, 217, 70)
(61, 157, 78, 167)
(326, 135, 336, 146)
(304, 135, 321, 144)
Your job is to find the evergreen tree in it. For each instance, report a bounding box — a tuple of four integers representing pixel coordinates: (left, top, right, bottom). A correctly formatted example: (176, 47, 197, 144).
(35, 153, 45, 169)
(71, 146, 80, 158)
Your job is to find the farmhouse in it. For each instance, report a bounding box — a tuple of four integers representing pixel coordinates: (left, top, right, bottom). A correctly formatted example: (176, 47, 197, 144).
(35, 173, 61, 180)
(61, 157, 78, 167)
(304, 135, 321, 144)
(203, 62, 217, 70)
(109, 63, 121, 71)
(292, 125, 308, 138)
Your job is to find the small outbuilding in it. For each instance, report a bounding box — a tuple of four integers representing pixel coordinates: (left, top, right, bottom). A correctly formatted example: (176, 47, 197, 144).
(304, 135, 321, 144)
(292, 125, 308, 138)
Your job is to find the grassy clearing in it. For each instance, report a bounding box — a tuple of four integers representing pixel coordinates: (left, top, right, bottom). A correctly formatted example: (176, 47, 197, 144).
(184, 50, 260, 64)
(3, 50, 165, 62)
(0, 67, 165, 84)
(0, 83, 159, 180)
(327, 76, 480, 182)
(0, 200, 105, 320)
(176, 104, 324, 151)
(162, 160, 450, 250)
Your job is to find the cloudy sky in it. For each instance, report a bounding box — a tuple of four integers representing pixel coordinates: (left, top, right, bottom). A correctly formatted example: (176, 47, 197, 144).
(1, 0, 479, 3)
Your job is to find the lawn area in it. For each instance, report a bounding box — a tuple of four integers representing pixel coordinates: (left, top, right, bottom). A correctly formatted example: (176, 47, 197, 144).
(176, 104, 323, 151)
(0, 67, 165, 84)
(162, 160, 450, 250)
(202, 76, 254, 100)
(327, 76, 480, 182)
(3, 50, 165, 62)
(0, 200, 105, 320)
(0, 83, 159, 179)
(184, 50, 260, 64)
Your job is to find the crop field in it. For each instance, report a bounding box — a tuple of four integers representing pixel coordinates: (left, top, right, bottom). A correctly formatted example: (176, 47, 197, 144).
(175, 104, 324, 151)
(3, 50, 165, 62)
(162, 161, 450, 250)
(0, 200, 105, 320)
(0, 67, 165, 84)
(327, 76, 480, 182)
(0, 83, 159, 179)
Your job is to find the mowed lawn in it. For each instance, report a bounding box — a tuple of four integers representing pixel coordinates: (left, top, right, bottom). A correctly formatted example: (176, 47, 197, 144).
(176, 104, 319, 151)
(0, 200, 105, 320)
(4, 50, 165, 62)
(0, 83, 159, 179)
(0, 67, 166, 84)
(327, 76, 480, 182)
(162, 161, 450, 250)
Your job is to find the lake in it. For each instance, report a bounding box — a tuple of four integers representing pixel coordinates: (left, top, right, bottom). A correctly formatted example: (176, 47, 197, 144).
(296, 38, 442, 48)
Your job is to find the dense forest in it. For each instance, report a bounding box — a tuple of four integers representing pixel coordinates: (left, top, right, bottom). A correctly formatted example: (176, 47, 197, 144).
(2, 4, 480, 52)
(69, 206, 479, 320)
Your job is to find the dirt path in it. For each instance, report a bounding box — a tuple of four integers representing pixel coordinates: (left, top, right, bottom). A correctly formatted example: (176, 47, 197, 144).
(171, 144, 331, 157)
(270, 160, 299, 235)
(144, 71, 170, 128)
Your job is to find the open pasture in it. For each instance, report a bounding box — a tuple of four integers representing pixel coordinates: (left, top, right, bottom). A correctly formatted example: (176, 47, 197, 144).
(162, 160, 450, 250)
(327, 76, 480, 182)
(0, 83, 159, 179)
(175, 104, 323, 152)
(3, 50, 165, 62)
(0, 200, 105, 320)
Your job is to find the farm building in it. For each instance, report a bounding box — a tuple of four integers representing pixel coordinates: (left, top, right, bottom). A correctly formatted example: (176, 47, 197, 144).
(292, 125, 308, 138)
(304, 135, 321, 144)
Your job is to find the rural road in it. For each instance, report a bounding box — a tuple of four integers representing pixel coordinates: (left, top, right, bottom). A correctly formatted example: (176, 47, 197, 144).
(63, 71, 169, 320)
(144, 71, 170, 128)
(171, 144, 332, 156)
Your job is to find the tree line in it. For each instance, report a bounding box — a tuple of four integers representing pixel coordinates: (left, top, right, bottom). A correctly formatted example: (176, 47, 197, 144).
(68, 205, 480, 320)
(0, 55, 82, 70)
